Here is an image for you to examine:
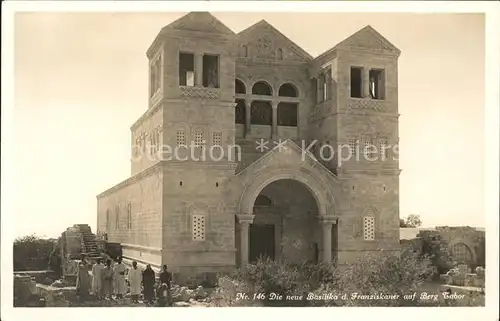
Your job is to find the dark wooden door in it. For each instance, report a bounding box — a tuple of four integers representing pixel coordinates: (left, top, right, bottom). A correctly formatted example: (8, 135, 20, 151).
(249, 224, 275, 263)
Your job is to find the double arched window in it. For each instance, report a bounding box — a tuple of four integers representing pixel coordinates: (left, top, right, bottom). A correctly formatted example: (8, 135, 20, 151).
(234, 80, 300, 130)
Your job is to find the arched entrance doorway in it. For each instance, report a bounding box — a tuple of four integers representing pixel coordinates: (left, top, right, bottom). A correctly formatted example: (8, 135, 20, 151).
(236, 174, 338, 266)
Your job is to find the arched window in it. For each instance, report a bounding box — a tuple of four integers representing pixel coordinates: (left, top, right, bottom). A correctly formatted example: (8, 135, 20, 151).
(450, 243, 473, 264)
(255, 195, 272, 206)
(277, 48, 283, 60)
(127, 201, 132, 230)
(115, 205, 120, 230)
(106, 210, 110, 230)
(242, 45, 248, 57)
(235, 79, 246, 94)
(278, 83, 298, 97)
(252, 81, 273, 96)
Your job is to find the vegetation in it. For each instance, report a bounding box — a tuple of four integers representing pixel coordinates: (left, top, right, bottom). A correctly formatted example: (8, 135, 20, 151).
(314, 249, 434, 307)
(400, 214, 423, 228)
(13, 234, 57, 271)
(210, 249, 482, 307)
(421, 234, 452, 275)
(210, 259, 334, 307)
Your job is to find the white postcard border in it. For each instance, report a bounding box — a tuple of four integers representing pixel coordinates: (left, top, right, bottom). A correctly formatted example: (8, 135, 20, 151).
(1, 1, 499, 321)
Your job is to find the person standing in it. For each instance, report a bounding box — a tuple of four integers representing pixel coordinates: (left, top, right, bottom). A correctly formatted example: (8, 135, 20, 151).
(159, 265, 172, 306)
(91, 258, 104, 300)
(76, 254, 91, 302)
(113, 257, 127, 299)
(102, 259, 114, 299)
(159, 265, 172, 289)
(142, 264, 156, 305)
(127, 261, 142, 303)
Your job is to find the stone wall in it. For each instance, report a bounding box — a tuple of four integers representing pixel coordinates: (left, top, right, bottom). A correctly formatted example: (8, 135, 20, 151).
(335, 173, 401, 261)
(161, 100, 237, 163)
(130, 106, 163, 176)
(161, 164, 237, 276)
(419, 227, 485, 269)
(399, 227, 485, 274)
(96, 164, 163, 266)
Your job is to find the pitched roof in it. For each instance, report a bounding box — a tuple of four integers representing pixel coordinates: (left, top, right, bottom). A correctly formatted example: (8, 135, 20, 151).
(163, 12, 235, 35)
(237, 20, 313, 61)
(151, 13, 401, 61)
(334, 25, 400, 54)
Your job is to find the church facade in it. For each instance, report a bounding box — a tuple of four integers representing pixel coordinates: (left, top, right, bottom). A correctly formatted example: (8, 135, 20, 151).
(96, 12, 402, 278)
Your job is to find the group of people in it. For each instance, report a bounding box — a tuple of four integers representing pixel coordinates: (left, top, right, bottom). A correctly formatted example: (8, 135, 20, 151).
(75, 254, 172, 306)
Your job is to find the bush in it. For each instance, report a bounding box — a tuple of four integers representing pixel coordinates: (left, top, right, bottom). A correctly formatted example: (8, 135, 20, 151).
(209, 251, 489, 307)
(213, 258, 335, 307)
(209, 276, 261, 307)
(313, 250, 435, 307)
(209, 251, 485, 307)
(14, 235, 56, 271)
(421, 236, 452, 275)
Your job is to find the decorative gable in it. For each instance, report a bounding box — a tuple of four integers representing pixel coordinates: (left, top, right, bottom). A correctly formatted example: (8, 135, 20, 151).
(164, 12, 235, 35)
(335, 25, 400, 55)
(237, 139, 337, 180)
(237, 20, 312, 62)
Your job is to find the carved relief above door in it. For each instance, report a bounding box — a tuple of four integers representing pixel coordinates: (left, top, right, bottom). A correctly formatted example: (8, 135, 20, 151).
(255, 34, 275, 58)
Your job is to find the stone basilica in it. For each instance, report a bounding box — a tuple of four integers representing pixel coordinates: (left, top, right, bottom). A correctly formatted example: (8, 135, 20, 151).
(97, 12, 402, 279)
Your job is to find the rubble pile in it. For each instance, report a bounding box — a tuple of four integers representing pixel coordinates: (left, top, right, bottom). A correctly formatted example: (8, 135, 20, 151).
(14, 274, 42, 306)
(441, 264, 485, 288)
(170, 285, 211, 307)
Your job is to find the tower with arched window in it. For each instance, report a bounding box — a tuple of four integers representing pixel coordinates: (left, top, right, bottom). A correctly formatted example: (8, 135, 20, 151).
(97, 12, 402, 281)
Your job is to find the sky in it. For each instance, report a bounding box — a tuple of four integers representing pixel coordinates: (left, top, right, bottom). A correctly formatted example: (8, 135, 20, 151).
(11, 12, 485, 238)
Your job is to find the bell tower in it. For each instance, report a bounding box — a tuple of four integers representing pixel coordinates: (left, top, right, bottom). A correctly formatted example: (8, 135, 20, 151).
(309, 25, 402, 264)
(146, 12, 238, 163)
(334, 25, 402, 261)
(143, 12, 240, 275)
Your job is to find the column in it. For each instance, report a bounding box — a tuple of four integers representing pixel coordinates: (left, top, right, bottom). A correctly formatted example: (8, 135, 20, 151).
(363, 67, 370, 98)
(326, 69, 332, 100)
(271, 101, 278, 140)
(237, 214, 255, 265)
(245, 99, 252, 137)
(319, 216, 337, 265)
(195, 53, 203, 87)
(316, 76, 322, 102)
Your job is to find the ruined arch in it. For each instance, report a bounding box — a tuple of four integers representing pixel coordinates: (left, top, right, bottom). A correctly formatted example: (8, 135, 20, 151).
(448, 239, 476, 265)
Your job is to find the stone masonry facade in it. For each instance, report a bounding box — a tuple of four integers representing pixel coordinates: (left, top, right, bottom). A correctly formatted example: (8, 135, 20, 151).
(96, 12, 402, 279)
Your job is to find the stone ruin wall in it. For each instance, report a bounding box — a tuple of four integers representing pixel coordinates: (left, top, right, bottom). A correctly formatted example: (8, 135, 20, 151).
(401, 226, 485, 271)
